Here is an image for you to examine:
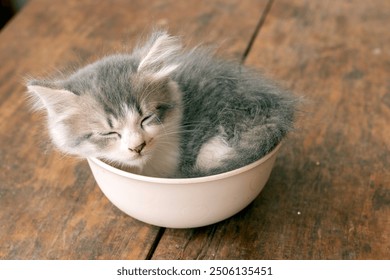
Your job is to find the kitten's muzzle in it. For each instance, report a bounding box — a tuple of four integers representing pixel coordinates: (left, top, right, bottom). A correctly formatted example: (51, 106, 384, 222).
(128, 141, 146, 154)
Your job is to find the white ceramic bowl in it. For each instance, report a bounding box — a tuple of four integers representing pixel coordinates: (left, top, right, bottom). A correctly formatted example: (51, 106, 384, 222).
(87, 143, 281, 228)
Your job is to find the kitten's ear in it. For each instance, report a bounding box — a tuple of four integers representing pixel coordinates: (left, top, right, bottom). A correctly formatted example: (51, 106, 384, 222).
(136, 31, 181, 79)
(27, 81, 78, 114)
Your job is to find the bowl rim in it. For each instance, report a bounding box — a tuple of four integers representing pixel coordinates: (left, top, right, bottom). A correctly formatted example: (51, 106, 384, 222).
(88, 142, 282, 185)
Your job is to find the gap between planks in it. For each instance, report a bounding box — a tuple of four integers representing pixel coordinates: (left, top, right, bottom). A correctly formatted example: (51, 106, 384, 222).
(145, 227, 166, 260)
(241, 0, 274, 63)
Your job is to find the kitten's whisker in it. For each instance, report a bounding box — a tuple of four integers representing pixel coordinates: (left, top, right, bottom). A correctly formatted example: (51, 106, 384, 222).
(153, 115, 169, 137)
(139, 78, 160, 105)
(157, 129, 199, 137)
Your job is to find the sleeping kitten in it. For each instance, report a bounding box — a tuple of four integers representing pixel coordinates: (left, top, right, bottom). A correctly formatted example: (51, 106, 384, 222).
(27, 31, 296, 178)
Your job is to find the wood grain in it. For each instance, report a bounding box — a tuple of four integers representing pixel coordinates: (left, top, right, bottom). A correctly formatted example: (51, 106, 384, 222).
(152, 0, 390, 259)
(0, 0, 267, 259)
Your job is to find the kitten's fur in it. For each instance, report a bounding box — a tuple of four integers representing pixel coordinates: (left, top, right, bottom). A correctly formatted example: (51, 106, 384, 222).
(27, 31, 296, 178)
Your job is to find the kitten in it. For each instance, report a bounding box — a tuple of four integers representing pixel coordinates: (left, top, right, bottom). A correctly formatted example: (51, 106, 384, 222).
(27, 31, 296, 178)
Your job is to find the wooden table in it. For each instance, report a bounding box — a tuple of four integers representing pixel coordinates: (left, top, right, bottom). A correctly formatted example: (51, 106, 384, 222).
(0, 0, 389, 260)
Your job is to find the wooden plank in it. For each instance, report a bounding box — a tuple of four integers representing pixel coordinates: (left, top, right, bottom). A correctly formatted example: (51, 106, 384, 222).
(152, 0, 390, 259)
(0, 0, 268, 259)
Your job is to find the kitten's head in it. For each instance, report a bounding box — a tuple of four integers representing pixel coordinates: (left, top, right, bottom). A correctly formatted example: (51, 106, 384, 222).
(27, 31, 182, 170)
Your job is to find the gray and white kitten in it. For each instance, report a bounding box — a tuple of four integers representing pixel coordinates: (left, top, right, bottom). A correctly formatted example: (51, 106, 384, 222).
(27, 31, 296, 178)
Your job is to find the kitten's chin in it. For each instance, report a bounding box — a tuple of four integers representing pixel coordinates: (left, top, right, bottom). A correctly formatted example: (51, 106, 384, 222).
(100, 157, 148, 175)
(101, 152, 177, 178)
(124, 156, 150, 169)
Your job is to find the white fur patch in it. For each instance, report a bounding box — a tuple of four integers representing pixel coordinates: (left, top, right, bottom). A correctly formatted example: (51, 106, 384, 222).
(195, 135, 235, 172)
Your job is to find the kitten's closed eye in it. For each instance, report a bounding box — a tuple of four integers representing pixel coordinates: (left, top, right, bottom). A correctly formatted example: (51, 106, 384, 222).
(141, 114, 155, 127)
(99, 131, 121, 138)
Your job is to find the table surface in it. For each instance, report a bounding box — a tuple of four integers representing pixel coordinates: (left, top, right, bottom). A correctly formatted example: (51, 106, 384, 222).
(0, 0, 389, 260)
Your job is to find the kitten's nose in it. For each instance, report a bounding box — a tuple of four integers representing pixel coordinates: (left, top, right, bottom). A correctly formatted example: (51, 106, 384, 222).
(129, 141, 146, 154)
